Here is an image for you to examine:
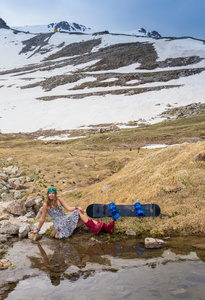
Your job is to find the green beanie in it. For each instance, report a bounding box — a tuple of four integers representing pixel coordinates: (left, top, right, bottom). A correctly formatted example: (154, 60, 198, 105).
(47, 187, 57, 195)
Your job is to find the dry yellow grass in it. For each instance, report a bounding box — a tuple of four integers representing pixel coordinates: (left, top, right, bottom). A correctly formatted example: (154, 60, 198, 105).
(71, 141, 205, 236)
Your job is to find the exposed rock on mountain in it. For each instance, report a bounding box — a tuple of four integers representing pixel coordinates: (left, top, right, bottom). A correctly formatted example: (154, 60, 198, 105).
(48, 21, 88, 32)
(0, 18, 10, 29)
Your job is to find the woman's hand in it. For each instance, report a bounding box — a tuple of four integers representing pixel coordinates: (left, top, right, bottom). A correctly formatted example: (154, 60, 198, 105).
(76, 207, 84, 214)
(30, 229, 39, 234)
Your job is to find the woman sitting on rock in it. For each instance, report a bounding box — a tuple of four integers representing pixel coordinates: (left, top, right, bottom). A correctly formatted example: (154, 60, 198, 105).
(30, 187, 114, 238)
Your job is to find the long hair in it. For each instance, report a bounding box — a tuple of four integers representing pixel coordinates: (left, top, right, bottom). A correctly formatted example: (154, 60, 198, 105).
(46, 193, 59, 209)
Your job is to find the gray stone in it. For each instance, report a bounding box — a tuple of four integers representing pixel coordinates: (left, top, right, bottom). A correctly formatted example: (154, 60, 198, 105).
(0, 222, 19, 235)
(19, 223, 31, 239)
(28, 232, 42, 241)
(33, 221, 53, 234)
(13, 190, 22, 200)
(101, 184, 113, 192)
(1, 193, 13, 202)
(145, 237, 165, 248)
(25, 196, 36, 207)
(6, 199, 27, 216)
(24, 211, 36, 218)
(125, 229, 136, 236)
(170, 288, 188, 296)
(0, 214, 11, 221)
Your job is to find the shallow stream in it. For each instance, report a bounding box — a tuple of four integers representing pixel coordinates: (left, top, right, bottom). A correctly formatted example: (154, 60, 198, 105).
(0, 236, 205, 300)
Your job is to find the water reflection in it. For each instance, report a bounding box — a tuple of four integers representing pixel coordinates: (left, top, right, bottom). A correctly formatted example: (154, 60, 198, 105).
(28, 240, 118, 286)
(0, 237, 205, 300)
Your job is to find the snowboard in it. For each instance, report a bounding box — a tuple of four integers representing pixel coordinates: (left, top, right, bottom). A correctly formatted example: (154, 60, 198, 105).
(86, 203, 161, 219)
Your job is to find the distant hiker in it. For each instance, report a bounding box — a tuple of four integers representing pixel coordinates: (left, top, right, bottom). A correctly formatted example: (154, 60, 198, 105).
(30, 187, 114, 238)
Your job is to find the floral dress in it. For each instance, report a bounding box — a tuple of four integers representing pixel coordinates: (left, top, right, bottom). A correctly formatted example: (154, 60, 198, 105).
(48, 202, 79, 238)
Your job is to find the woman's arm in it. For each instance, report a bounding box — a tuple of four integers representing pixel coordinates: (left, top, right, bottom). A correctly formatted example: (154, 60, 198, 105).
(59, 198, 84, 213)
(30, 203, 48, 233)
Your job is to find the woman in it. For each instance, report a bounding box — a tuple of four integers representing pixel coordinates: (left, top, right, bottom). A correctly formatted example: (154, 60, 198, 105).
(30, 187, 114, 238)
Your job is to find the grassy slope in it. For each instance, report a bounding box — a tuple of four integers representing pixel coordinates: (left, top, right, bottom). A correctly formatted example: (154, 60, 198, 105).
(0, 114, 205, 237)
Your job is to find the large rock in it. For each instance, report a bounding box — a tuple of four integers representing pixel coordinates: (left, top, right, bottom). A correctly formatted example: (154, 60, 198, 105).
(0, 201, 13, 213)
(28, 232, 42, 241)
(0, 222, 19, 235)
(1, 193, 13, 202)
(0, 214, 11, 221)
(145, 237, 165, 248)
(19, 223, 31, 239)
(25, 196, 36, 208)
(6, 199, 27, 216)
(8, 177, 27, 190)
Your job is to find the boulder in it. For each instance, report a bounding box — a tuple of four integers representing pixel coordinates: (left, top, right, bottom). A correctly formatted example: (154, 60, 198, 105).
(28, 232, 42, 241)
(1, 193, 13, 202)
(25, 196, 36, 208)
(19, 223, 31, 239)
(0, 201, 13, 213)
(145, 237, 165, 248)
(13, 190, 22, 200)
(0, 222, 19, 235)
(0, 214, 11, 221)
(24, 211, 36, 219)
(6, 199, 27, 216)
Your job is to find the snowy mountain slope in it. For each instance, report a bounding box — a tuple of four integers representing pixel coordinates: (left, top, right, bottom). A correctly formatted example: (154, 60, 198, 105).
(0, 24, 205, 135)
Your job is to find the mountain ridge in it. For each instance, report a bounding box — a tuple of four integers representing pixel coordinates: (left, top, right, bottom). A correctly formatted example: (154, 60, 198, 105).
(1, 17, 161, 38)
(0, 17, 204, 136)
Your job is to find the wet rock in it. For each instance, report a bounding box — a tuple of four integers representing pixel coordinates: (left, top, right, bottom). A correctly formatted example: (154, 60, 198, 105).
(32, 222, 53, 234)
(145, 237, 165, 248)
(28, 232, 42, 241)
(170, 288, 188, 297)
(125, 229, 136, 236)
(0, 259, 11, 270)
(19, 223, 31, 239)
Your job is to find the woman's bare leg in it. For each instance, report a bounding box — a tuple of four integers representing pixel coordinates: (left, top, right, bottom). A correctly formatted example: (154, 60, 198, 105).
(78, 210, 98, 225)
